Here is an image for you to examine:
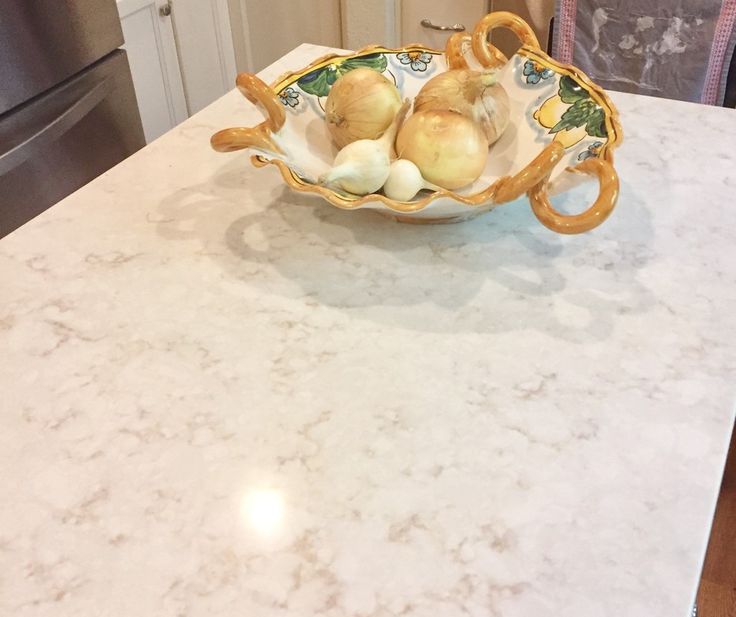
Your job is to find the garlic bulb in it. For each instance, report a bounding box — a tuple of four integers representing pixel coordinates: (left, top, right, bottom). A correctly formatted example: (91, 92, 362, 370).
(325, 68, 402, 149)
(320, 100, 410, 195)
(383, 159, 440, 202)
(396, 110, 488, 190)
(414, 69, 510, 145)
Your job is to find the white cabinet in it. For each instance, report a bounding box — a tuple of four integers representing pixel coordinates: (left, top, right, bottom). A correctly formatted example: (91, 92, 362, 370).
(340, 0, 397, 50)
(118, 0, 239, 142)
(117, 0, 188, 142)
(399, 0, 554, 57)
(400, 0, 489, 49)
(169, 0, 238, 114)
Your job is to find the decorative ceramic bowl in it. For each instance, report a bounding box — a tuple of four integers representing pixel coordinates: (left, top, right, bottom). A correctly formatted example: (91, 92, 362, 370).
(211, 12, 622, 233)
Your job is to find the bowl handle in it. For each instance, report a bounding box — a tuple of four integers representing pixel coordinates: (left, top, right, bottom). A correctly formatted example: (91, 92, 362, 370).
(493, 141, 565, 204)
(528, 157, 620, 234)
(445, 33, 472, 70)
(471, 11, 541, 68)
(211, 74, 285, 155)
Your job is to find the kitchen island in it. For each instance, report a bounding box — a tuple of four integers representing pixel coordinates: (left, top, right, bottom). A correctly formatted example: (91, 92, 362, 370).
(1, 44, 735, 617)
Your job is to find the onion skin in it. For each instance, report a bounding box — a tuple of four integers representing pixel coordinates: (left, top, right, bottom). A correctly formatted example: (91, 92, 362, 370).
(413, 69, 510, 145)
(325, 68, 401, 149)
(395, 110, 488, 190)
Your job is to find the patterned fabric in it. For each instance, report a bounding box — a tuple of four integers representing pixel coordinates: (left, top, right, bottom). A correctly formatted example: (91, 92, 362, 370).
(555, 0, 578, 63)
(703, 0, 736, 103)
(552, 0, 736, 105)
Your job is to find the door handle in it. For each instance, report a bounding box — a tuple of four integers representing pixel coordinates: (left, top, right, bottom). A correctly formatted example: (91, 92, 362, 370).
(421, 18, 465, 32)
(159, 1, 172, 17)
(0, 78, 112, 177)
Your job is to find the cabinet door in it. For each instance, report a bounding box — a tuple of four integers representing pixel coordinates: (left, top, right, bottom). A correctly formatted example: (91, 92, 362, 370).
(401, 0, 488, 49)
(169, 0, 239, 114)
(117, 0, 188, 142)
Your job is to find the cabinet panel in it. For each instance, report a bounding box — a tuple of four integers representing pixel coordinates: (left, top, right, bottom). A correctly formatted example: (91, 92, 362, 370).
(170, 0, 238, 114)
(242, 0, 342, 72)
(117, 0, 188, 142)
(400, 1, 555, 58)
(340, 0, 397, 50)
(401, 0, 488, 49)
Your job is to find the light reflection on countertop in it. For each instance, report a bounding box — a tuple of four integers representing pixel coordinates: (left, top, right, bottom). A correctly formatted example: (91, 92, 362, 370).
(240, 488, 286, 539)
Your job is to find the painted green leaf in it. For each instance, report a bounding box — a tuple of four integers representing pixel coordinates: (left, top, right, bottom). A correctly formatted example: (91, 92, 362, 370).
(297, 68, 334, 97)
(585, 107, 608, 138)
(551, 77, 609, 138)
(297, 54, 388, 97)
(338, 53, 388, 75)
(550, 98, 597, 133)
(558, 75, 589, 104)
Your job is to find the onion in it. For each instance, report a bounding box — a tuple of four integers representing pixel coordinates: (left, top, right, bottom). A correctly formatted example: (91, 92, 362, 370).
(320, 100, 410, 195)
(383, 159, 440, 201)
(414, 69, 510, 145)
(325, 68, 401, 149)
(396, 110, 488, 190)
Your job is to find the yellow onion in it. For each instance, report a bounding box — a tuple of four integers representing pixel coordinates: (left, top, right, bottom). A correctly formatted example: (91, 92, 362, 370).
(325, 68, 401, 149)
(396, 110, 488, 190)
(414, 69, 510, 145)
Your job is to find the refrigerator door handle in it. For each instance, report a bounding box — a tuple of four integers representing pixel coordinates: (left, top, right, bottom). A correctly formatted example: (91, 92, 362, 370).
(0, 77, 113, 177)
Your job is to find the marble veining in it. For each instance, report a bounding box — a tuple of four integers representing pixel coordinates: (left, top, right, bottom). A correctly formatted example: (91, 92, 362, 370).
(1, 44, 735, 617)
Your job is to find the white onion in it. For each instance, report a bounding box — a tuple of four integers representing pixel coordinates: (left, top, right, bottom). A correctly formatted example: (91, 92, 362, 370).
(382, 159, 440, 201)
(320, 140, 390, 195)
(325, 68, 401, 149)
(395, 110, 488, 190)
(320, 100, 410, 195)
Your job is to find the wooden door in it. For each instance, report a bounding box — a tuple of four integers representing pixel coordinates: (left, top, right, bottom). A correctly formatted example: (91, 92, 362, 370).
(117, 0, 188, 142)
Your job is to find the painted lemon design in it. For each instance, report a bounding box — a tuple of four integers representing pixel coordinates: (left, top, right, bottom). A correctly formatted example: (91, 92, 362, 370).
(534, 94, 566, 127)
(534, 95, 587, 148)
(553, 126, 587, 148)
(532, 75, 608, 150)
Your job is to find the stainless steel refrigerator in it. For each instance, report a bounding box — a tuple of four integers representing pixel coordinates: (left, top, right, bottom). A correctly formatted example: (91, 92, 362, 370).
(0, 0, 145, 237)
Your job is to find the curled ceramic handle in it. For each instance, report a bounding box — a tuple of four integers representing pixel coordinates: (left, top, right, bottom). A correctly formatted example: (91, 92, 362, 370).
(471, 11, 541, 69)
(211, 73, 285, 154)
(445, 32, 471, 70)
(528, 157, 620, 234)
(493, 141, 565, 204)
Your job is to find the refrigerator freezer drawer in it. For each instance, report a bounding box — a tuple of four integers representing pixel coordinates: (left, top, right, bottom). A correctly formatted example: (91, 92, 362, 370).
(0, 50, 145, 238)
(0, 0, 124, 115)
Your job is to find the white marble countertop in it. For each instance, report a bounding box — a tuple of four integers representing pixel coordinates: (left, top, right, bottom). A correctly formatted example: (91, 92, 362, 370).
(2, 44, 736, 617)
